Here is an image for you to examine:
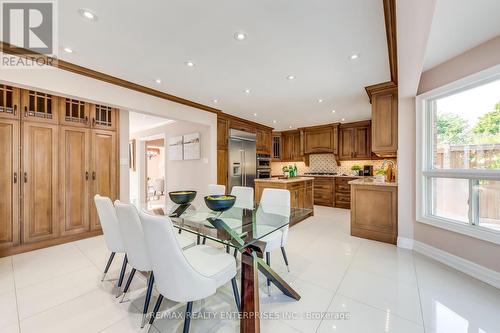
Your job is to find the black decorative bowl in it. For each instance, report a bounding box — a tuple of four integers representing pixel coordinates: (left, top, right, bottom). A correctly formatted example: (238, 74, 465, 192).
(204, 195, 236, 212)
(168, 191, 197, 205)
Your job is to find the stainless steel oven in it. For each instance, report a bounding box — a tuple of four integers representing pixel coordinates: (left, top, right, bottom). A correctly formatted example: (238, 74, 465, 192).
(257, 153, 271, 168)
(256, 168, 271, 179)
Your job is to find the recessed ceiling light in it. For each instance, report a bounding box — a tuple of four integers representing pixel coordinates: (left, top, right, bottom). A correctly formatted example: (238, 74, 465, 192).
(185, 61, 195, 67)
(63, 47, 73, 53)
(213, 99, 218, 104)
(244, 89, 251, 94)
(253, 113, 258, 117)
(79, 9, 97, 21)
(318, 99, 324, 103)
(155, 78, 162, 84)
(350, 54, 359, 60)
(331, 110, 336, 114)
(234, 32, 247, 41)
(286, 75, 296, 80)
(273, 120, 277, 124)
(341, 118, 345, 121)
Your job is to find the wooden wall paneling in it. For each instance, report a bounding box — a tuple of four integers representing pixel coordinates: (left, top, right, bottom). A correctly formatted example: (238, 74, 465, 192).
(59, 127, 90, 236)
(90, 129, 117, 230)
(22, 122, 59, 243)
(0, 119, 20, 249)
(217, 117, 229, 150)
(217, 149, 228, 188)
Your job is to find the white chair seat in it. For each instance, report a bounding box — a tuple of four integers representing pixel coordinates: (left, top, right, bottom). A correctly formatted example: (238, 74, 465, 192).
(258, 226, 283, 253)
(176, 233, 196, 249)
(183, 245, 237, 288)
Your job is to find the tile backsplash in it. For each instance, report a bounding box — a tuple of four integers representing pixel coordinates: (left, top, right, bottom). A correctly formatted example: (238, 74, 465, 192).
(271, 154, 397, 176)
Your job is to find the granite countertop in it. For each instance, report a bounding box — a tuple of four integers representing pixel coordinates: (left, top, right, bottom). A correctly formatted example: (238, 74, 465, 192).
(254, 176, 315, 184)
(348, 178, 398, 187)
(299, 174, 365, 178)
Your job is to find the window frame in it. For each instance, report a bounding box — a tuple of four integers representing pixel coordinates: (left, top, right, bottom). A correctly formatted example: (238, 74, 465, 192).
(416, 64, 500, 245)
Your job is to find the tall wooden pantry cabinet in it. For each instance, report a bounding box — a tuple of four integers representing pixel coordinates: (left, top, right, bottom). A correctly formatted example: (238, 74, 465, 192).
(0, 84, 119, 256)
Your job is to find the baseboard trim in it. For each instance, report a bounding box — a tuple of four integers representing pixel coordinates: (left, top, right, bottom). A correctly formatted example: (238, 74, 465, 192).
(397, 237, 414, 249)
(413, 241, 500, 289)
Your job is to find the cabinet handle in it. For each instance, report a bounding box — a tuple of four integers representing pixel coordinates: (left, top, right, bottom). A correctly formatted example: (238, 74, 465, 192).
(85, 171, 89, 180)
(92, 171, 96, 180)
(92, 118, 96, 127)
(13, 172, 17, 183)
(24, 106, 28, 117)
(13, 105, 17, 116)
(85, 116, 89, 125)
(23, 172, 27, 183)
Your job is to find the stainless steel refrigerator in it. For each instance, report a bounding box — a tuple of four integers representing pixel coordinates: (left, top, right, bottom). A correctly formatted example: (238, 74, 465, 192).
(228, 129, 256, 191)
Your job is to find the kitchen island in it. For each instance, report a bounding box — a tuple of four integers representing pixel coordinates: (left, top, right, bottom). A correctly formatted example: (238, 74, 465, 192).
(349, 178, 398, 244)
(254, 177, 314, 225)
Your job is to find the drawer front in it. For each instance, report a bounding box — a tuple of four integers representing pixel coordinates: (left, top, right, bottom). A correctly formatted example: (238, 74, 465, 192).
(287, 182, 304, 190)
(335, 193, 350, 203)
(335, 184, 351, 193)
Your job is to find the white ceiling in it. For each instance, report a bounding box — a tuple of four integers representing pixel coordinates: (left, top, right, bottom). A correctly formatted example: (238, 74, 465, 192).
(129, 111, 174, 134)
(423, 0, 500, 71)
(58, 1, 390, 130)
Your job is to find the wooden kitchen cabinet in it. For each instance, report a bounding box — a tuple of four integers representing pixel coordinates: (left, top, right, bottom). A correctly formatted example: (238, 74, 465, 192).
(313, 177, 334, 206)
(334, 177, 357, 209)
(22, 122, 59, 243)
(255, 178, 314, 212)
(279, 130, 303, 161)
(350, 183, 398, 244)
(60, 98, 91, 128)
(90, 104, 118, 131)
(272, 133, 282, 160)
(256, 129, 272, 154)
(339, 121, 371, 160)
(21, 89, 60, 124)
(0, 119, 20, 249)
(59, 127, 91, 236)
(302, 124, 338, 154)
(372, 90, 398, 157)
(90, 130, 117, 231)
(0, 85, 20, 120)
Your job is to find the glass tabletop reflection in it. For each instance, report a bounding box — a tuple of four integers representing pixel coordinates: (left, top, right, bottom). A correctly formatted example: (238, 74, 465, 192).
(150, 202, 291, 251)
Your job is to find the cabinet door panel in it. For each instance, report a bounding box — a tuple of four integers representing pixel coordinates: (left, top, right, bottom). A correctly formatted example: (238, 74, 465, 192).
(23, 123, 59, 243)
(90, 104, 118, 131)
(282, 134, 293, 161)
(21, 89, 59, 124)
(0, 119, 19, 249)
(292, 133, 301, 160)
(354, 126, 371, 159)
(217, 149, 228, 188)
(0, 85, 20, 120)
(60, 127, 90, 236)
(90, 130, 117, 230)
(60, 99, 90, 128)
(304, 128, 334, 153)
(372, 92, 398, 156)
(339, 128, 353, 160)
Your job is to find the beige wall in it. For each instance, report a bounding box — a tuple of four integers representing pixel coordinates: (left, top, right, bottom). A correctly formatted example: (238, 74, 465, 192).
(131, 120, 214, 208)
(414, 36, 500, 272)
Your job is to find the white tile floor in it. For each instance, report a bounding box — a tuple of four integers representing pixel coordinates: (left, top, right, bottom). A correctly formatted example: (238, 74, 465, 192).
(1, 206, 499, 333)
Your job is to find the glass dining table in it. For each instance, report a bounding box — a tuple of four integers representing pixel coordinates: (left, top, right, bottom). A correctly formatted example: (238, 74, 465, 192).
(149, 201, 305, 333)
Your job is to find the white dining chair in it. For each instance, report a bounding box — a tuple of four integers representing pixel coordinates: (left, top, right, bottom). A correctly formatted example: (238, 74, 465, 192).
(114, 201, 196, 328)
(93, 195, 128, 291)
(139, 211, 240, 332)
(257, 188, 291, 295)
(230, 186, 254, 210)
(208, 184, 226, 195)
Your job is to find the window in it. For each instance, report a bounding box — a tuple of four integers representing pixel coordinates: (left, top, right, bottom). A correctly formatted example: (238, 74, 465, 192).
(416, 66, 500, 244)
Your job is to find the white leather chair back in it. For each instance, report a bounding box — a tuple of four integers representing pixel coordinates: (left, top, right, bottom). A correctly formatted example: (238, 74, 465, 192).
(139, 211, 216, 302)
(258, 189, 291, 245)
(230, 186, 254, 210)
(114, 201, 152, 271)
(94, 195, 124, 253)
(208, 184, 226, 195)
